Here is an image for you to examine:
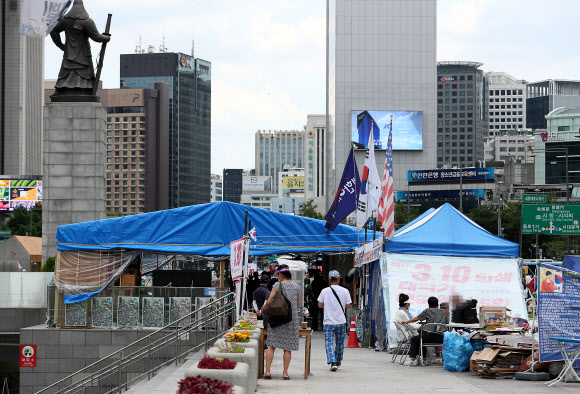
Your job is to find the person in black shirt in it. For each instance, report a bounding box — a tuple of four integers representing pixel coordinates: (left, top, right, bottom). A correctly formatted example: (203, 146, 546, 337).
(310, 270, 328, 331)
(253, 275, 271, 320)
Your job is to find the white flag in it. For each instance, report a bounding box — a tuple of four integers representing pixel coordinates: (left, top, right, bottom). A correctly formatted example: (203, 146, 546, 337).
(20, 0, 71, 37)
(356, 123, 381, 230)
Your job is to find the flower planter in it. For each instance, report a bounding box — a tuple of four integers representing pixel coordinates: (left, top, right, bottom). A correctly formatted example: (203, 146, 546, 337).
(207, 347, 257, 392)
(185, 361, 250, 394)
(214, 338, 259, 354)
(168, 384, 246, 394)
(228, 328, 262, 337)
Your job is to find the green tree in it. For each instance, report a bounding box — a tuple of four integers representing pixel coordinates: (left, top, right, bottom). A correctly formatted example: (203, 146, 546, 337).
(1, 205, 42, 237)
(466, 205, 498, 234)
(500, 202, 522, 243)
(41, 256, 56, 272)
(393, 204, 420, 229)
(298, 199, 324, 220)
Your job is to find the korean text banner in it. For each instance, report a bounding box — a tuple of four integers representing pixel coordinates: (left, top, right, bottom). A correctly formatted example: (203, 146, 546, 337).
(20, 0, 71, 37)
(538, 258, 580, 366)
(229, 239, 246, 281)
(396, 189, 484, 201)
(282, 177, 304, 193)
(408, 168, 494, 183)
(380, 253, 526, 346)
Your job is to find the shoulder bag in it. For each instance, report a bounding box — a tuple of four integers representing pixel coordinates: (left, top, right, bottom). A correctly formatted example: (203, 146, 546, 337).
(262, 281, 289, 319)
(330, 286, 348, 333)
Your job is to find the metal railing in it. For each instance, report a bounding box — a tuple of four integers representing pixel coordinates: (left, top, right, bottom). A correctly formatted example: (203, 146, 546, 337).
(38, 292, 236, 394)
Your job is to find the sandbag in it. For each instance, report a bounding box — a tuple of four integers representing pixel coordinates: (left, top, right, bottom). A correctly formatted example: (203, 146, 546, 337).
(443, 331, 474, 372)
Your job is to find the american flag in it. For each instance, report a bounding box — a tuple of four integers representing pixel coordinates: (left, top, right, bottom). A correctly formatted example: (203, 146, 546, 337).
(378, 115, 394, 240)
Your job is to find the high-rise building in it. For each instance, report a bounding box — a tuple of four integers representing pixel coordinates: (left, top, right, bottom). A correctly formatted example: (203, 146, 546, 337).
(328, 0, 437, 202)
(1, 1, 44, 175)
(100, 85, 170, 214)
(436, 61, 489, 168)
(526, 80, 580, 130)
(120, 51, 211, 207)
(223, 169, 243, 203)
(210, 174, 223, 202)
(254, 130, 304, 194)
(485, 72, 527, 136)
(303, 114, 329, 213)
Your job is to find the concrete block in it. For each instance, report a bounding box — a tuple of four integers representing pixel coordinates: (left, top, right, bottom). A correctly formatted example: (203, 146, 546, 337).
(72, 165, 98, 177)
(46, 164, 73, 177)
(48, 211, 73, 223)
(46, 186, 73, 199)
(72, 344, 99, 359)
(48, 176, 73, 188)
(34, 329, 60, 345)
(214, 338, 259, 354)
(72, 153, 98, 165)
(207, 347, 257, 392)
(50, 199, 73, 211)
(60, 357, 86, 373)
(112, 331, 139, 346)
(70, 176, 97, 188)
(36, 358, 62, 373)
(49, 117, 73, 130)
(59, 330, 86, 345)
(98, 345, 122, 359)
(47, 129, 74, 142)
(72, 141, 99, 153)
(72, 105, 97, 119)
(46, 141, 73, 153)
(185, 361, 250, 394)
(24, 371, 46, 386)
(71, 199, 96, 212)
(71, 211, 99, 223)
(86, 330, 112, 345)
(72, 118, 97, 131)
(19, 328, 33, 344)
(48, 152, 74, 165)
(72, 187, 99, 200)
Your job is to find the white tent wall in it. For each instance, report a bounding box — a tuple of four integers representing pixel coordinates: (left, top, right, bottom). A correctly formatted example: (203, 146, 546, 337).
(381, 253, 527, 347)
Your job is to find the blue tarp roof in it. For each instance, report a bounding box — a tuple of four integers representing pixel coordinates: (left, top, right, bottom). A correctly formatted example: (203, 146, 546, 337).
(385, 203, 519, 257)
(57, 201, 364, 256)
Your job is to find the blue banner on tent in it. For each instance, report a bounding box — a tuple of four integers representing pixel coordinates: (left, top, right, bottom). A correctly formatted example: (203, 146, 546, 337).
(538, 257, 580, 367)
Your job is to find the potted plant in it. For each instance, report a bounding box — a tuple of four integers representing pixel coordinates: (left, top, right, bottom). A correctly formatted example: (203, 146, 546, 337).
(175, 375, 241, 394)
(186, 355, 251, 394)
(207, 343, 258, 392)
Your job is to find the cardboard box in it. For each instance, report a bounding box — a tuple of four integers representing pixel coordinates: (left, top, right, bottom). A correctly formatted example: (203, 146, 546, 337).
(470, 351, 481, 372)
(479, 306, 510, 328)
(475, 347, 500, 363)
(486, 335, 535, 348)
(120, 274, 136, 287)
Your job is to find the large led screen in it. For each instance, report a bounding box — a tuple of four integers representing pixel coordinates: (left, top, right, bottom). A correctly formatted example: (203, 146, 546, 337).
(0, 179, 42, 211)
(351, 110, 423, 150)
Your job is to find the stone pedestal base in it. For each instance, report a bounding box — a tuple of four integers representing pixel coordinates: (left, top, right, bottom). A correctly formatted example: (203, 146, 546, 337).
(42, 103, 106, 259)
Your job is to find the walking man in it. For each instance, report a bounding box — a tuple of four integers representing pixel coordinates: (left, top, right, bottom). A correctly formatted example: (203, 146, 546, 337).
(317, 270, 351, 371)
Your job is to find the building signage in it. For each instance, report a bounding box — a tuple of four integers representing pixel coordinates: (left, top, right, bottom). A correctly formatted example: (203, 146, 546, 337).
(242, 176, 271, 192)
(522, 204, 580, 235)
(282, 176, 304, 193)
(0, 179, 42, 211)
(439, 76, 455, 82)
(20, 345, 36, 367)
(354, 238, 383, 267)
(396, 189, 484, 201)
(407, 168, 494, 183)
(522, 194, 547, 203)
(540, 131, 563, 143)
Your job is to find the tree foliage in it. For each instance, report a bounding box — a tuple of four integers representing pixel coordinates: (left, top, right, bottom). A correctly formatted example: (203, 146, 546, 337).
(1, 205, 42, 237)
(466, 205, 498, 234)
(41, 257, 56, 272)
(298, 199, 325, 220)
(393, 204, 420, 229)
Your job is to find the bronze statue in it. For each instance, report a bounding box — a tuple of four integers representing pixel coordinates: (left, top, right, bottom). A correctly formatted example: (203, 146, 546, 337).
(50, 0, 111, 102)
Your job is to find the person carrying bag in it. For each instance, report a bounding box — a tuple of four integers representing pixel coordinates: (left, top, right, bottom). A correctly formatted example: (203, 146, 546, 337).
(317, 270, 352, 371)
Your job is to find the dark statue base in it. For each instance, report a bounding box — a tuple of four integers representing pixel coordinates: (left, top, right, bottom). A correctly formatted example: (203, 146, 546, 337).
(50, 88, 100, 103)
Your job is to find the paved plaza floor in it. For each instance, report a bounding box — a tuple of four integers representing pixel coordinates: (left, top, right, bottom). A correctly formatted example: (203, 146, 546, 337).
(257, 331, 579, 394)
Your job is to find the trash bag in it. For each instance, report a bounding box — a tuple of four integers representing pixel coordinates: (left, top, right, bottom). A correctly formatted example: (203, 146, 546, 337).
(443, 331, 474, 372)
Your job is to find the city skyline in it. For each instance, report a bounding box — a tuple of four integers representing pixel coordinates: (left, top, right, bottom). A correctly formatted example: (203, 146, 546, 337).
(42, 0, 580, 174)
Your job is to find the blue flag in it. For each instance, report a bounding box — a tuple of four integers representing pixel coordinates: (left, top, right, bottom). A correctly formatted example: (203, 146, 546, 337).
(325, 147, 361, 233)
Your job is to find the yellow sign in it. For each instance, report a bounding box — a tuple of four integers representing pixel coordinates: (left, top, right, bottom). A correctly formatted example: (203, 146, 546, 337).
(283, 176, 304, 192)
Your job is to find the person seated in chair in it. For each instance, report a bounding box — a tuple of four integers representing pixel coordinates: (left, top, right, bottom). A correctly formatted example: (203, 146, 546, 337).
(401, 296, 449, 366)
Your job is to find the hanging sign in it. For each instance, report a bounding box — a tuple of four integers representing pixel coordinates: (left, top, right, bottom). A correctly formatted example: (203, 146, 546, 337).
(354, 238, 383, 267)
(20, 345, 37, 367)
(230, 238, 245, 281)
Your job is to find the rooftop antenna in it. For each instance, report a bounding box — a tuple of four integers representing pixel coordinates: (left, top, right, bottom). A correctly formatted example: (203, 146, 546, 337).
(160, 34, 167, 53)
(135, 35, 142, 54)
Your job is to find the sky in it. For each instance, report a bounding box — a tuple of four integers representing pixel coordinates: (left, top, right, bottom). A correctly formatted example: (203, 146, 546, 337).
(44, 0, 580, 175)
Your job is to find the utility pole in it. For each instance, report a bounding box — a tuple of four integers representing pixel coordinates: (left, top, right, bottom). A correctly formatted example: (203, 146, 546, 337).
(459, 163, 463, 213)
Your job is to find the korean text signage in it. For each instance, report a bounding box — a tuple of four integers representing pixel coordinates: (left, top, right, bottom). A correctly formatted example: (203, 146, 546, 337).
(229, 239, 246, 281)
(0, 179, 43, 211)
(282, 176, 304, 193)
(380, 253, 527, 346)
(408, 168, 494, 183)
(20, 345, 37, 367)
(538, 258, 580, 367)
(396, 189, 484, 201)
(522, 204, 580, 235)
(354, 238, 383, 267)
(522, 194, 546, 203)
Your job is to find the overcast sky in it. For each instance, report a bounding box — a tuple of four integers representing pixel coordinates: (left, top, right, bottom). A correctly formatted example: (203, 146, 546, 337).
(44, 0, 580, 175)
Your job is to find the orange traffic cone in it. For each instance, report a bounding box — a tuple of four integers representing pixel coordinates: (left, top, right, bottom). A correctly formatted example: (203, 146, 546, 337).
(346, 316, 361, 348)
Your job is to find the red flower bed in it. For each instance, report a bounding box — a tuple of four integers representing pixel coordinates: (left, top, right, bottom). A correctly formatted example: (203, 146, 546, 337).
(177, 375, 233, 394)
(197, 355, 237, 370)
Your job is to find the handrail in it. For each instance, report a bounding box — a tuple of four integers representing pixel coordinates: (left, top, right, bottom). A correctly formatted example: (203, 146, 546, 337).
(37, 292, 236, 394)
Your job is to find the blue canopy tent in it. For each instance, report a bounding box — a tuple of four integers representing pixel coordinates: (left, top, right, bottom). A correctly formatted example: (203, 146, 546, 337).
(57, 201, 363, 256)
(386, 203, 519, 257)
(56, 202, 365, 303)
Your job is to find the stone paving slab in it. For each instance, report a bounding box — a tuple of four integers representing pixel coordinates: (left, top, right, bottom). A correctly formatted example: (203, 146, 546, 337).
(257, 331, 579, 394)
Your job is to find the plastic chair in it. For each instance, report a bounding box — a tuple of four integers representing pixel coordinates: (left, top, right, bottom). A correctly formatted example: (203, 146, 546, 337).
(392, 321, 413, 364)
(419, 323, 446, 366)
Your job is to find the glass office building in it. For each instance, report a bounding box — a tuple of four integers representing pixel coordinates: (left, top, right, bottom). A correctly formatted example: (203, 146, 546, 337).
(120, 52, 211, 207)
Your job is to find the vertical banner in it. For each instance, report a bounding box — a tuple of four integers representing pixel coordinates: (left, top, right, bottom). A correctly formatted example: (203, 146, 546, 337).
(20, 0, 71, 37)
(230, 238, 245, 281)
(380, 253, 527, 346)
(538, 258, 580, 367)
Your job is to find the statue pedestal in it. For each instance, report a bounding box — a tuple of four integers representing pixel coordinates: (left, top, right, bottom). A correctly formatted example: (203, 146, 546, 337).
(42, 102, 106, 260)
